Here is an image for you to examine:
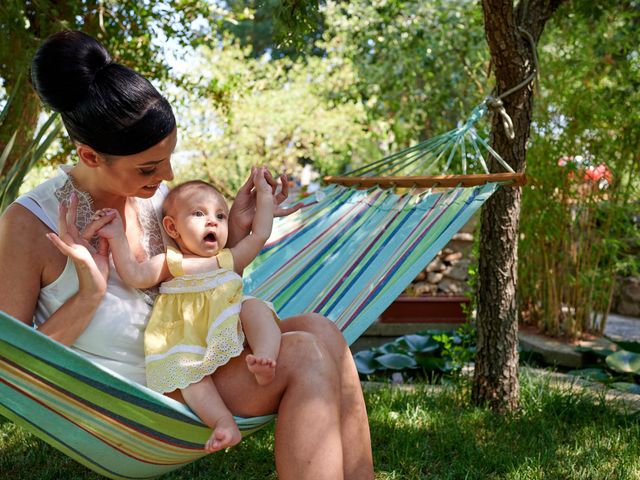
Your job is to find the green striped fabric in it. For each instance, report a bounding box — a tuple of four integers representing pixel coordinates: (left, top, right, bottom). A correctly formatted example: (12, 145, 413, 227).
(0, 310, 274, 479)
(245, 182, 499, 345)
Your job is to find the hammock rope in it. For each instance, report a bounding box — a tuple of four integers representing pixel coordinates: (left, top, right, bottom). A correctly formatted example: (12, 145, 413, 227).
(324, 101, 526, 191)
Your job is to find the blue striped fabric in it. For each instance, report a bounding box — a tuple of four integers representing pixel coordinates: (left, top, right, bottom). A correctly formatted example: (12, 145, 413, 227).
(245, 183, 499, 344)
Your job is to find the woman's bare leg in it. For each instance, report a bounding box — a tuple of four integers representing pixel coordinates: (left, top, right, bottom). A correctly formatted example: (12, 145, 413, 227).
(211, 331, 344, 480)
(280, 314, 374, 480)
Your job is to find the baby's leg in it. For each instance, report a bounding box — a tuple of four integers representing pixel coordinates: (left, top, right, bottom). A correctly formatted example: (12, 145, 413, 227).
(241, 298, 281, 386)
(181, 376, 241, 453)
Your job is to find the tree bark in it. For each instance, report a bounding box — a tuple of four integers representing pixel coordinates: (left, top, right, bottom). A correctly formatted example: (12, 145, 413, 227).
(473, 0, 566, 412)
(0, 0, 69, 177)
(0, 4, 40, 177)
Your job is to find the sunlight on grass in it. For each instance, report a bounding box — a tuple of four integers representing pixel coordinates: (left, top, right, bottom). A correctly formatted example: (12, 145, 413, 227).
(1, 375, 638, 480)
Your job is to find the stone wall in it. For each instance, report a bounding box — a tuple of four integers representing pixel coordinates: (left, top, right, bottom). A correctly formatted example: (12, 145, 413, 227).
(613, 276, 640, 317)
(404, 217, 476, 297)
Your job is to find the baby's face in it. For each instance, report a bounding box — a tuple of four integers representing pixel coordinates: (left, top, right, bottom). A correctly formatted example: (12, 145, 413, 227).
(166, 187, 229, 257)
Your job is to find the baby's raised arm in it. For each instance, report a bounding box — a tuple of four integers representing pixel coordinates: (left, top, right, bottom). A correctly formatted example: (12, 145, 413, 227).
(92, 209, 169, 289)
(230, 168, 274, 273)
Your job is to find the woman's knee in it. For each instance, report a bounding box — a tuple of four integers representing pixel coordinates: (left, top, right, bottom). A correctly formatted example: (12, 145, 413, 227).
(279, 331, 329, 364)
(281, 313, 345, 343)
(278, 331, 340, 387)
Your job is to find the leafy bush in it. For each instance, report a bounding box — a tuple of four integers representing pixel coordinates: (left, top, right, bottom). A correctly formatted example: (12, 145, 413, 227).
(518, 4, 640, 337)
(571, 339, 640, 395)
(353, 323, 476, 382)
(0, 75, 61, 212)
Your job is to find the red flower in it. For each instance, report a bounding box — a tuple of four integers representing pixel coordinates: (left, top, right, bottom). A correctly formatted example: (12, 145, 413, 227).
(584, 163, 613, 184)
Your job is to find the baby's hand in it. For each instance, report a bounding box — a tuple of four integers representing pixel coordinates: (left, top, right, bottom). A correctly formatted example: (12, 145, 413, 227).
(89, 208, 125, 240)
(252, 167, 273, 195)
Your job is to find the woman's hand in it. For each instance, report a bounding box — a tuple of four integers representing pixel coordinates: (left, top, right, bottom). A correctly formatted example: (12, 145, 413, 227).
(228, 167, 304, 245)
(46, 193, 116, 300)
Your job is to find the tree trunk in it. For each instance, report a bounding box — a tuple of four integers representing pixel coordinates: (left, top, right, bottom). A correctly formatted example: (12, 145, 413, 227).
(0, 80, 41, 177)
(0, 6, 41, 177)
(473, 0, 565, 412)
(0, 0, 77, 177)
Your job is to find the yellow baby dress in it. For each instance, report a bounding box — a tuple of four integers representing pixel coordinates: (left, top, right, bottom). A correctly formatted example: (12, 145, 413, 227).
(144, 246, 246, 393)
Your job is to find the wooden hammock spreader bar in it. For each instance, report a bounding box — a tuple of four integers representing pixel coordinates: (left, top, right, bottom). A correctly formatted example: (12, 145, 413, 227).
(323, 172, 526, 189)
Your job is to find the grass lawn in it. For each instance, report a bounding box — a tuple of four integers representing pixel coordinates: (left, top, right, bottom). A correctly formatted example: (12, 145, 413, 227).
(1, 371, 638, 480)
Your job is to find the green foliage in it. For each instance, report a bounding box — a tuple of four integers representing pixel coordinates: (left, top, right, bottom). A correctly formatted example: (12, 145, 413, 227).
(3, 374, 640, 479)
(321, 0, 489, 146)
(567, 368, 612, 383)
(607, 350, 640, 375)
(462, 222, 481, 319)
(518, 1, 640, 337)
(610, 382, 640, 395)
(224, 0, 323, 57)
(353, 324, 476, 381)
(0, 0, 220, 177)
(572, 338, 640, 394)
(176, 38, 387, 190)
(0, 0, 219, 88)
(0, 77, 62, 211)
(178, 0, 492, 190)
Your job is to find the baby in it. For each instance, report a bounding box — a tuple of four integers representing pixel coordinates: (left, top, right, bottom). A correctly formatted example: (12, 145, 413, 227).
(92, 167, 281, 452)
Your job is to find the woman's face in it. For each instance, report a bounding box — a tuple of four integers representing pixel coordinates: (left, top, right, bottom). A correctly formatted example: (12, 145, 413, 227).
(97, 128, 178, 198)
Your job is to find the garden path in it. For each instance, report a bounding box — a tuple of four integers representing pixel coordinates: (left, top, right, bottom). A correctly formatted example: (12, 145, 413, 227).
(605, 313, 640, 342)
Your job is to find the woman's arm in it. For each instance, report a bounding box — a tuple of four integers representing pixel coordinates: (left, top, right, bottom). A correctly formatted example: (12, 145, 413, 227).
(0, 198, 111, 345)
(93, 209, 170, 289)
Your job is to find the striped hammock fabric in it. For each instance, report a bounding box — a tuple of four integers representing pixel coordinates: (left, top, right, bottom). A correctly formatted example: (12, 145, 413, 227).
(0, 310, 275, 479)
(245, 182, 500, 345)
(1, 99, 514, 477)
(0, 180, 499, 479)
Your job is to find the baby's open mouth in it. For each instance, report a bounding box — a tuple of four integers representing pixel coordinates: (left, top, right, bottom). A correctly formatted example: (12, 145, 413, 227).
(204, 233, 217, 243)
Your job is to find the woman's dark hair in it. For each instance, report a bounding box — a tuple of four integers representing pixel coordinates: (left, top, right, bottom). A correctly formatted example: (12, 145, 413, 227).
(31, 30, 175, 156)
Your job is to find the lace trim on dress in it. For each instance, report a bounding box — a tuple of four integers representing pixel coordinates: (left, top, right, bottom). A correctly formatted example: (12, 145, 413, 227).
(145, 320, 245, 393)
(54, 176, 95, 243)
(137, 197, 165, 259)
(53, 172, 165, 301)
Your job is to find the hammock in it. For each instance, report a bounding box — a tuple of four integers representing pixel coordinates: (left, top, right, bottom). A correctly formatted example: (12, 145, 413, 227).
(0, 101, 522, 479)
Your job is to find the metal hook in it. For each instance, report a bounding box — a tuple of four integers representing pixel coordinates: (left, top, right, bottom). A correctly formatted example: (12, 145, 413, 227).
(486, 97, 515, 140)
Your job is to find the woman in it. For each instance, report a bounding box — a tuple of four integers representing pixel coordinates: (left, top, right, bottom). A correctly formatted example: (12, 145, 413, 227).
(0, 30, 373, 479)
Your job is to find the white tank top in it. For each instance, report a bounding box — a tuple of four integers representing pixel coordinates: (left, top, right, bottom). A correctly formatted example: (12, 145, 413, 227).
(15, 167, 168, 385)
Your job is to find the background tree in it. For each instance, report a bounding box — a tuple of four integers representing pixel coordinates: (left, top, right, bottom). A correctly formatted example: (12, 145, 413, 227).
(180, 0, 493, 192)
(0, 0, 217, 180)
(473, 0, 567, 412)
(222, 0, 324, 59)
(321, 0, 488, 146)
(175, 37, 386, 193)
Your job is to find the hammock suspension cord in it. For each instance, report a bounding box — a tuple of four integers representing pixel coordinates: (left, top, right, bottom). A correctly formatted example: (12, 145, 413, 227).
(485, 25, 540, 140)
(325, 24, 539, 191)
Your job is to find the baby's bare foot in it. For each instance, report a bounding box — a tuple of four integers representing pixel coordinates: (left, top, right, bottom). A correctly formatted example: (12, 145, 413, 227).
(246, 354, 277, 386)
(205, 416, 241, 453)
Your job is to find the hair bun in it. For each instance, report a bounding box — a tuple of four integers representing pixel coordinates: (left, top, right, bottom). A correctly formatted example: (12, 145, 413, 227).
(31, 30, 112, 112)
